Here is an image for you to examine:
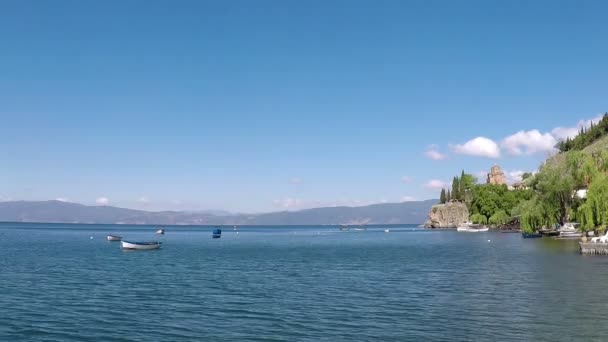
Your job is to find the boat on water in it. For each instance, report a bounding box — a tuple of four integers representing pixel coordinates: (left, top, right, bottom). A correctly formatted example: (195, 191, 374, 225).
(106, 234, 122, 241)
(212, 228, 222, 238)
(457, 222, 487, 232)
(121, 241, 162, 250)
(464, 227, 489, 232)
(457, 221, 474, 231)
(558, 223, 582, 238)
(155, 229, 165, 235)
(384, 229, 390, 233)
(522, 232, 543, 238)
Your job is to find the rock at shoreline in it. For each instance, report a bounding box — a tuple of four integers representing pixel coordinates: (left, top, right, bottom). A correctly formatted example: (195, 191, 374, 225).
(425, 202, 469, 228)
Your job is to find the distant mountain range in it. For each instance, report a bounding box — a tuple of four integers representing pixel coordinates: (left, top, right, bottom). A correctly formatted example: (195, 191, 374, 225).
(0, 200, 436, 225)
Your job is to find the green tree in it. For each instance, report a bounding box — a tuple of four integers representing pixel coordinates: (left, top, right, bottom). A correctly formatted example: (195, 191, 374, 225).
(452, 176, 460, 201)
(446, 189, 451, 202)
(489, 210, 509, 225)
(470, 213, 488, 224)
(577, 175, 608, 231)
(439, 189, 446, 204)
(522, 172, 533, 180)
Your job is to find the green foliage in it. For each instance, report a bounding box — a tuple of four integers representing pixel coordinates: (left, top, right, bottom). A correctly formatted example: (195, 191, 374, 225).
(452, 176, 460, 201)
(489, 210, 509, 225)
(446, 189, 451, 202)
(439, 189, 446, 204)
(534, 163, 576, 225)
(557, 113, 608, 152)
(470, 213, 488, 224)
(576, 175, 608, 231)
(519, 197, 557, 233)
(460, 173, 477, 190)
(469, 184, 533, 220)
(522, 172, 533, 180)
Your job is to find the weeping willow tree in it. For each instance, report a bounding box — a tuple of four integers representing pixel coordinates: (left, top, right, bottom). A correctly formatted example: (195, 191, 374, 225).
(489, 210, 509, 225)
(577, 175, 608, 232)
(470, 213, 488, 224)
(518, 198, 559, 233)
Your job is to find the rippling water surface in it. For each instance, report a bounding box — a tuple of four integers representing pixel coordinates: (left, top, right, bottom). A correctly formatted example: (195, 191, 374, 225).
(1, 222, 608, 341)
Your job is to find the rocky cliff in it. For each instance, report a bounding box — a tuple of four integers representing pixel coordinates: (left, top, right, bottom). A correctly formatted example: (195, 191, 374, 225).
(425, 202, 469, 228)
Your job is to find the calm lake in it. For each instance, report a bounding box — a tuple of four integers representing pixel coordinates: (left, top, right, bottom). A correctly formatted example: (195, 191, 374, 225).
(1, 222, 607, 341)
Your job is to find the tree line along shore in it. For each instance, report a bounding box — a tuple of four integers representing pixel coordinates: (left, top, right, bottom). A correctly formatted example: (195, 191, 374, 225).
(432, 113, 608, 234)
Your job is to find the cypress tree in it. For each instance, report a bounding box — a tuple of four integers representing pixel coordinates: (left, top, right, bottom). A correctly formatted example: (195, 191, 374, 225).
(447, 189, 451, 202)
(439, 189, 446, 204)
(452, 176, 460, 201)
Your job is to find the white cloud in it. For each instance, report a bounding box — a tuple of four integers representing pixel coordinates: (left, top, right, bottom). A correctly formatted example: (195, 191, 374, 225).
(506, 170, 524, 184)
(137, 196, 149, 205)
(424, 179, 447, 190)
(424, 145, 447, 160)
(401, 196, 416, 202)
(451, 137, 501, 158)
(289, 177, 303, 185)
(401, 176, 412, 183)
(501, 130, 557, 156)
(96, 197, 110, 205)
(551, 115, 603, 140)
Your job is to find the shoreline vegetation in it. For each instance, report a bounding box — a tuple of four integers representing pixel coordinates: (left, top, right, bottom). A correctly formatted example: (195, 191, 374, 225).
(430, 113, 608, 235)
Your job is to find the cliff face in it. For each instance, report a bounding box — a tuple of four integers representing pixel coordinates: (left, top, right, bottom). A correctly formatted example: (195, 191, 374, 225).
(425, 202, 469, 228)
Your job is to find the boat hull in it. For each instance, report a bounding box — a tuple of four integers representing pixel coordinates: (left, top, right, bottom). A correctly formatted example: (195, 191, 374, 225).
(121, 241, 162, 250)
(107, 235, 122, 241)
(559, 232, 583, 238)
(522, 233, 542, 238)
(459, 227, 489, 232)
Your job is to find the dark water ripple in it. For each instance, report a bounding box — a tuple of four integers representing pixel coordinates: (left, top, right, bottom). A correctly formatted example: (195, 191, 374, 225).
(1, 224, 608, 341)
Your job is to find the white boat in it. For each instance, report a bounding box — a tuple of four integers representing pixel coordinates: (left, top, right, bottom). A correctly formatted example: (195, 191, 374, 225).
(465, 227, 489, 232)
(121, 241, 162, 250)
(384, 229, 390, 233)
(155, 229, 165, 235)
(457, 221, 474, 231)
(106, 235, 122, 241)
(558, 222, 582, 238)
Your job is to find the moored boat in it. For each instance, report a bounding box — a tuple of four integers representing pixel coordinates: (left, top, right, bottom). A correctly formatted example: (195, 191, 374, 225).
(522, 232, 542, 238)
(212, 228, 222, 238)
(121, 241, 162, 250)
(464, 227, 489, 232)
(155, 228, 165, 235)
(558, 223, 582, 238)
(106, 234, 122, 241)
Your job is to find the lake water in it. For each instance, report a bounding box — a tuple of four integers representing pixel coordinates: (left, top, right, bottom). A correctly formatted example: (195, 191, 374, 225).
(1, 222, 607, 341)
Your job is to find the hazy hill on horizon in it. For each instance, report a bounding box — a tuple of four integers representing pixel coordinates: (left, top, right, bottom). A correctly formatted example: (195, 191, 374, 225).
(0, 200, 436, 225)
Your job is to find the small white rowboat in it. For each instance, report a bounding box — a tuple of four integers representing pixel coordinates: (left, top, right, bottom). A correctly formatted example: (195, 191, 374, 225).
(121, 241, 162, 250)
(107, 235, 122, 241)
(155, 229, 165, 235)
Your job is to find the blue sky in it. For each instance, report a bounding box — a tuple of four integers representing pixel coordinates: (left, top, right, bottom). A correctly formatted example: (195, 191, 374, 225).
(1, 0, 607, 212)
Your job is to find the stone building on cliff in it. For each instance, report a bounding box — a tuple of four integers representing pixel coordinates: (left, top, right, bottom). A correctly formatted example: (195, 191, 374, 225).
(486, 165, 506, 185)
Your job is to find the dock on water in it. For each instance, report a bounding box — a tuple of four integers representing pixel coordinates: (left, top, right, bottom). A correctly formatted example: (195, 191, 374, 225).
(579, 242, 608, 255)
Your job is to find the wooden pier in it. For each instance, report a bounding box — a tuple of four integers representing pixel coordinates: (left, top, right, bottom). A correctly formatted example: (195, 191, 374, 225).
(579, 242, 608, 255)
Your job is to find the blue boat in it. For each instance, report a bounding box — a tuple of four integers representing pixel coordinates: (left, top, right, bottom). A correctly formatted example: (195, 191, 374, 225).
(522, 232, 542, 238)
(212, 228, 222, 238)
